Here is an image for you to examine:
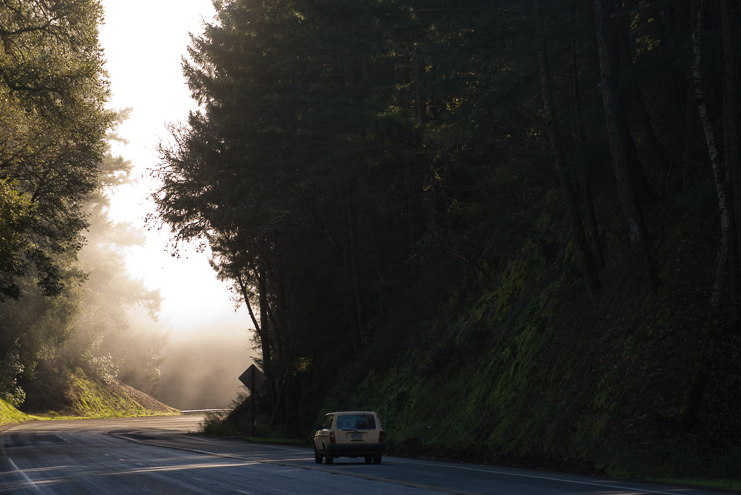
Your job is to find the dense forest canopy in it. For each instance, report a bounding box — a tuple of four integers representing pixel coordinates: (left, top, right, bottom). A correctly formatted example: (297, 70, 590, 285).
(156, 0, 741, 467)
(0, 0, 167, 408)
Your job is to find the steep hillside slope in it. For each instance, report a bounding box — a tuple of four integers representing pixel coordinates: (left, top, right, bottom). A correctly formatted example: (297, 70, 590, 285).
(213, 189, 741, 482)
(19, 365, 179, 418)
(325, 195, 741, 480)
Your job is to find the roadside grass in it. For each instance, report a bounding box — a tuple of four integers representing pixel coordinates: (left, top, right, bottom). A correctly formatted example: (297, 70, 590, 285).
(31, 411, 181, 420)
(650, 478, 741, 492)
(0, 398, 39, 425)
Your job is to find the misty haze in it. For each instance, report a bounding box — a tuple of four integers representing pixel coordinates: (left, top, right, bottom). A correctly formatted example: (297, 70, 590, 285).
(156, 324, 254, 410)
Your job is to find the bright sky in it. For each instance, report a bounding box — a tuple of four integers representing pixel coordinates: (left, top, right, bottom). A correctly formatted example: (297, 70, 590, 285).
(98, 0, 252, 337)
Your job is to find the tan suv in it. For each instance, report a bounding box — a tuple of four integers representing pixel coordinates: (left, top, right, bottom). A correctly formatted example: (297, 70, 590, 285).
(314, 411, 385, 464)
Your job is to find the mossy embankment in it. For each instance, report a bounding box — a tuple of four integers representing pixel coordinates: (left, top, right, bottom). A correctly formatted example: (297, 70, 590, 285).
(16, 364, 179, 420)
(321, 189, 740, 482)
(0, 398, 35, 425)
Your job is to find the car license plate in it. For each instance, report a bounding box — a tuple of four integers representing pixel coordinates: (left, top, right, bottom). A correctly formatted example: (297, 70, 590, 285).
(351, 433, 363, 441)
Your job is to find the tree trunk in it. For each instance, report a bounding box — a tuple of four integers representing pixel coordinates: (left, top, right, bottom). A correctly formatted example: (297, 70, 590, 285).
(583, 0, 594, 21)
(253, 240, 288, 360)
(582, 171, 605, 269)
(612, 1, 655, 203)
(272, 265, 289, 360)
(236, 265, 276, 413)
(536, 0, 600, 294)
(343, 185, 364, 350)
(414, 58, 426, 127)
(682, 74, 697, 190)
(412, 56, 437, 232)
(236, 270, 270, 368)
(405, 169, 414, 255)
(616, 6, 670, 177)
(724, 90, 732, 184)
(265, 303, 285, 360)
(622, 115, 656, 203)
(570, 33, 605, 268)
(679, 4, 732, 431)
(720, 0, 741, 271)
(593, 0, 660, 292)
(729, 214, 741, 332)
(632, 84, 671, 176)
(362, 201, 386, 291)
(256, 258, 271, 369)
(681, 0, 698, 191)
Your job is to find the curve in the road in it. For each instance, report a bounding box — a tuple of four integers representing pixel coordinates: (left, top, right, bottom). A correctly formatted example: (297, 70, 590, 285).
(0, 417, 726, 495)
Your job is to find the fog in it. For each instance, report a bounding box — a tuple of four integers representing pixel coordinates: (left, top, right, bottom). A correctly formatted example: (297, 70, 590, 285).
(155, 322, 255, 410)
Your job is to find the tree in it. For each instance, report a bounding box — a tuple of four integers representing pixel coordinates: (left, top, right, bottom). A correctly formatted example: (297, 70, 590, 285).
(0, 0, 113, 300)
(593, 0, 659, 292)
(679, 1, 731, 431)
(535, 0, 600, 295)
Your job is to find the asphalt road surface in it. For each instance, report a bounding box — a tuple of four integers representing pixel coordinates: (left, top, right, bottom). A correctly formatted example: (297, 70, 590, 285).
(0, 416, 724, 495)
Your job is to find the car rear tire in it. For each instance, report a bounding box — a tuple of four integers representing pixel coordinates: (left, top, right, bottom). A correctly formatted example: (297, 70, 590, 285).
(372, 454, 382, 464)
(324, 446, 334, 464)
(314, 445, 323, 464)
(364, 456, 372, 464)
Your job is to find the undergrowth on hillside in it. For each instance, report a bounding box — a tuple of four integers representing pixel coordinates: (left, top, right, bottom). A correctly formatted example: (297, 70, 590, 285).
(201, 393, 300, 442)
(320, 198, 741, 481)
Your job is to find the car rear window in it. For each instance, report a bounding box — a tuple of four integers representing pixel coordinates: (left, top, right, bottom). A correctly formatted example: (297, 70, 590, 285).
(336, 414, 377, 430)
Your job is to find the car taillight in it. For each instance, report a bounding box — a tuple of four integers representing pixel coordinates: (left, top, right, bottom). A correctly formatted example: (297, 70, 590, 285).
(379, 430, 385, 443)
(330, 431, 336, 444)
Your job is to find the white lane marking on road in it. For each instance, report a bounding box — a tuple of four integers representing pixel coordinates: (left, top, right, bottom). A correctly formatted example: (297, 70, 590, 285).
(234, 491, 252, 494)
(6, 456, 45, 494)
(389, 459, 685, 495)
(1, 429, 44, 494)
(118, 461, 258, 475)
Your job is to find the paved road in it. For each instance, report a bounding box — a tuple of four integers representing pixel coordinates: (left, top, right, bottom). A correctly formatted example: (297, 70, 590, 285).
(0, 416, 723, 494)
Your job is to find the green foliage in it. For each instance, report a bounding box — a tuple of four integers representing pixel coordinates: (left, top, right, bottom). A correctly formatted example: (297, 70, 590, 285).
(0, 0, 113, 298)
(0, 349, 25, 406)
(0, 180, 35, 301)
